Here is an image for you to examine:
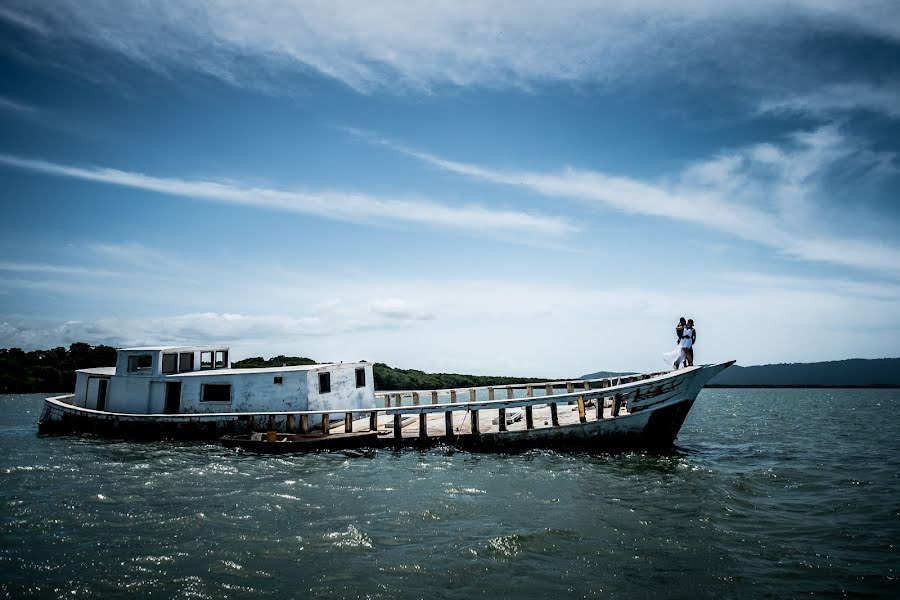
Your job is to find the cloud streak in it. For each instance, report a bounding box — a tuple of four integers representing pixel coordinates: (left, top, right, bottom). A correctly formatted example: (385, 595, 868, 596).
(759, 82, 900, 120)
(3, 1, 899, 97)
(0, 153, 576, 237)
(0, 95, 38, 114)
(350, 126, 900, 276)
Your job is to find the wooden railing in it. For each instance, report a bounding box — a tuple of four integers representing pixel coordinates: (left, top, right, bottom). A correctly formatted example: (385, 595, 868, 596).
(372, 372, 666, 407)
(238, 370, 673, 440)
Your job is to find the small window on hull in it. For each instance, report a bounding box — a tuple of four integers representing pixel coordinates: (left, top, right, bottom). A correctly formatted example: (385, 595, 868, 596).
(202, 384, 231, 402)
(355, 368, 366, 388)
(318, 372, 331, 394)
(274, 376, 283, 385)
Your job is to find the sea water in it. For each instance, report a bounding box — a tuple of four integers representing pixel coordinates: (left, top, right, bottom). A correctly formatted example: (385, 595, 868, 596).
(1, 389, 898, 598)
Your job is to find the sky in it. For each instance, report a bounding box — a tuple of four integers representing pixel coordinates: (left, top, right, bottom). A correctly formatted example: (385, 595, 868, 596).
(1, 1, 899, 377)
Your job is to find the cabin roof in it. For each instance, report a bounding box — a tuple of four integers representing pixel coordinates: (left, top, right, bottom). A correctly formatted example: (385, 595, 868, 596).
(118, 346, 229, 353)
(76, 367, 117, 375)
(173, 363, 368, 377)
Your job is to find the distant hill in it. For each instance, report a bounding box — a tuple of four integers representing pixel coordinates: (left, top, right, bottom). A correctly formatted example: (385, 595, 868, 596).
(580, 370, 636, 380)
(707, 358, 900, 387)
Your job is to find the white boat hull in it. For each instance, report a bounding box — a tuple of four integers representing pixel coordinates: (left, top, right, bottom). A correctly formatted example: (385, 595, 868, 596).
(39, 362, 734, 451)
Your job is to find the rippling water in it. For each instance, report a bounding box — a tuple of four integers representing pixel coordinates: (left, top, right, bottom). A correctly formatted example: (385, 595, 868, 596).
(2, 389, 898, 598)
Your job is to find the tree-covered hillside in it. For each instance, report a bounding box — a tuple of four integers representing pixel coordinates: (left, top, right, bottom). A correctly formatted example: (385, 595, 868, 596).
(231, 355, 317, 368)
(0, 343, 117, 393)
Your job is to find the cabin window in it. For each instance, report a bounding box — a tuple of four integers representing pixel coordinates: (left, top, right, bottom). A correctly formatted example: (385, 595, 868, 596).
(127, 354, 153, 373)
(200, 351, 213, 370)
(201, 384, 231, 402)
(318, 372, 331, 394)
(355, 368, 366, 388)
(274, 376, 283, 385)
(215, 350, 228, 369)
(179, 352, 194, 372)
(162, 353, 177, 374)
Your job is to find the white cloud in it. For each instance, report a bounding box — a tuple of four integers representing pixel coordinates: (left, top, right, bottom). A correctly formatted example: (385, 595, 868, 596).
(0, 153, 576, 237)
(351, 126, 900, 277)
(2, 271, 898, 375)
(3, 1, 899, 95)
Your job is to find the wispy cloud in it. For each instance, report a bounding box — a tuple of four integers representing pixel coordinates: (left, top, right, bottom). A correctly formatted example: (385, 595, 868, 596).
(3, 1, 899, 95)
(0, 153, 576, 237)
(348, 126, 900, 276)
(0, 303, 437, 352)
(759, 82, 900, 120)
(0, 260, 120, 278)
(0, 95, 38, 114)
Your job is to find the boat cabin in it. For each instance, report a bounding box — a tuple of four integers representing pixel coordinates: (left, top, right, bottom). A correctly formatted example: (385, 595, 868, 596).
(71, 346, 375, 416)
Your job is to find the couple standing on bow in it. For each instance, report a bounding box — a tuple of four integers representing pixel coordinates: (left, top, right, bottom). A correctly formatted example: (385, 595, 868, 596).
(673, 317, 696, 369)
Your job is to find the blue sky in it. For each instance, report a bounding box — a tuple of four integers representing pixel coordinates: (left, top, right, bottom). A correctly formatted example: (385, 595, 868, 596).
(1, 1, 899, 376)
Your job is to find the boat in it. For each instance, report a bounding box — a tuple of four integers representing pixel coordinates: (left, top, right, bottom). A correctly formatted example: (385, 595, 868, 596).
(38, 344, 734, 452)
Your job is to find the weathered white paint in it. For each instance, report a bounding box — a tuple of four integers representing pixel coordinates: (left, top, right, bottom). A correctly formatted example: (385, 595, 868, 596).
(69, 346, 376, 421)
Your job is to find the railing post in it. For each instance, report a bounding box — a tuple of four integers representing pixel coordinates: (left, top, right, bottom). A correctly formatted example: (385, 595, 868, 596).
(577, 396, 586, 423)
(267, 414, 276, 431)
(567, 382, 574, 394)
(488, 388, 495, 401)
(498, 408, 507, 432)
(469, 389, 476, 403)
(526, 385, 534, 398)
(321, 414, 330, 435)
(545, 384, 553, 397)
(394, 393, 403, 407)
(393, 414, 402, 439)
(369, 411, 377, 431)
(431, 391, 438, 404)
(525, 405, 534, 429)
(507, 387, 514, 399)
(286, 414, 295, 432)
(412, 392, 420, 406)
(445, 411, 454, 437)
(450, 390, 457, 403)
(550, 403, 559, 427)
(471, 409, 480, 435)
(613, 393, 623, 417)
(344, 412, 353, 433)
(584, 381, 591, 391)
(419, 413, 428, 439)
(300, 414, 309, 433)
(383, 394, 390, 408)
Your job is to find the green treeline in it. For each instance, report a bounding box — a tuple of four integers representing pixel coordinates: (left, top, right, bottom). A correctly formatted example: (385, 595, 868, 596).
(229, 356, 551, 390)
(0, 345, 550, 394)
(370, 363, 550, 391)
(0, 343, 117, 393)
(231, 355, 317, 368)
